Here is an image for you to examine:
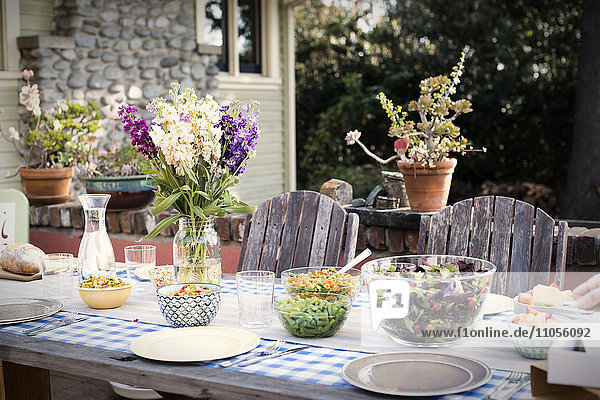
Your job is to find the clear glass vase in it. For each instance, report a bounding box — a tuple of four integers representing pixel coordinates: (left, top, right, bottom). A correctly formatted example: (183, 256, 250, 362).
(77, 194, 116, 281)
(173, 218, 221, 285)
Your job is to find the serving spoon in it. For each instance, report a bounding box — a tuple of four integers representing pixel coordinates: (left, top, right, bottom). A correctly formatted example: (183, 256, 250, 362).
(337, 248, 372, 275)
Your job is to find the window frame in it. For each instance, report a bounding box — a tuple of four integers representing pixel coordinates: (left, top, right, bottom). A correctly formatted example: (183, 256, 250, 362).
(196, 0, 271, 78)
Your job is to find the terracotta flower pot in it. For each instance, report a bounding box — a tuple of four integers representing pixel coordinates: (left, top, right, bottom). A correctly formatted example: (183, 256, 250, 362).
(19, 167, 74, 205)
(396, 159, 457, 212)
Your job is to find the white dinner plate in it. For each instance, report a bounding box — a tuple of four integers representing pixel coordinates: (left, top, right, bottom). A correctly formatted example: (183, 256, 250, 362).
(0, 298, 63, 325)
(109, 382, 162, 399)
(130, 326, 260, 362)
(342, 352, 491, 397)
(483, 293, 513, 315)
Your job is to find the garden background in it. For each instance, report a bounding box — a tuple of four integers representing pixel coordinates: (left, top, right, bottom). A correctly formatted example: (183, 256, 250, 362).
(294, 0, 599, 220)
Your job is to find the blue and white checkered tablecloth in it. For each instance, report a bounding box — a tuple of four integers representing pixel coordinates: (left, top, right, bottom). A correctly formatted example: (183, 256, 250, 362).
(0, 292, 533, 399)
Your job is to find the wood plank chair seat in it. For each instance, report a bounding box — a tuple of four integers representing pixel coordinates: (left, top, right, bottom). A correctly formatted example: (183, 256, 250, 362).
(418, 195, 568, 297)
(237, 191, 359, 277)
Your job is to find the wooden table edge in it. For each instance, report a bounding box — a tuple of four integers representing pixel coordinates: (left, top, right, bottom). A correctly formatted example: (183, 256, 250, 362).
(0, 331, 380, 400)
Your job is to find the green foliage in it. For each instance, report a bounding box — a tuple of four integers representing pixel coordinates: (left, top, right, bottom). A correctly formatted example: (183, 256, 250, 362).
(86, 144, 152, 177)
(295, 0, 582, 196)
(144, 155, 254, 239)
(4, 99, 101, 169)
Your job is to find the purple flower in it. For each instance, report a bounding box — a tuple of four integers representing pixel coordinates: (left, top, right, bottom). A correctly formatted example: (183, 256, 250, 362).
(118, 105, 158, 159)
(179, 112, 190, 122)
(217, 102, 260, 175)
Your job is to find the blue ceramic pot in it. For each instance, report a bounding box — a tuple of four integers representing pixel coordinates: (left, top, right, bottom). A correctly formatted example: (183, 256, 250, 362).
(83, 175, 154, 210)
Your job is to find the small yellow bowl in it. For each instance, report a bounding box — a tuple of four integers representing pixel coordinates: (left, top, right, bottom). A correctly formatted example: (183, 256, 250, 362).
(78, 282, 133, 309)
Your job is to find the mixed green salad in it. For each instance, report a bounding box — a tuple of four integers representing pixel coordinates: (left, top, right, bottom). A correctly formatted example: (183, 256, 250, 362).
(373, 259, 492, 345)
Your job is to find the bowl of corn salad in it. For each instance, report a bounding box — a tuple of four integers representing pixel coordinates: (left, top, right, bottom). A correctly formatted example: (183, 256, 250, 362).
(157, 283, 221, 327)
(77, 275, 133, 309)
(281, 267, 362, 301)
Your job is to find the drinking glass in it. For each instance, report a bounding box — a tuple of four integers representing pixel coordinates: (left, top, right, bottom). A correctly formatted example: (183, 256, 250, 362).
(236, 270, 275, 328)
(41, 253, 74, 302)
(124, 245, 156, 293)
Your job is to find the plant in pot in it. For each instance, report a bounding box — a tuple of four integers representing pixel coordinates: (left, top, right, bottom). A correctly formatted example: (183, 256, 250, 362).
(118, 83, 259, 285)
(346, 52, 483, 212)
(0, 69, 100, 205)
(81, 144, 155, 210)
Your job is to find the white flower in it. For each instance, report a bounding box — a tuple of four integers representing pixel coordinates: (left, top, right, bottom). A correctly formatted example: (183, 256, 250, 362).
(345, 129, 361, 145)
(7, 127, 19, 141)
(56, 99, 68, 112)
(52, 120, 62, 131)
(18, 84, 41, 116)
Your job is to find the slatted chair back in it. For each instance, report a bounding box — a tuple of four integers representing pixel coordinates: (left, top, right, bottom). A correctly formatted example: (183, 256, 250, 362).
(417, 196, 568, 297)
(237, 191, 359, 277)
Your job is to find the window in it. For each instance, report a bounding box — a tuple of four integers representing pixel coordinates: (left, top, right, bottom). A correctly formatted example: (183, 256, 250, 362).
(204, 0, 228, 71)
(197, 0, 263, 75)
(237, 0, 261, 73)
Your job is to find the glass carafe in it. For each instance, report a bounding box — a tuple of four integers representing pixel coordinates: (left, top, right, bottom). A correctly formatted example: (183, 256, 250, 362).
(77, 194, 116, 281)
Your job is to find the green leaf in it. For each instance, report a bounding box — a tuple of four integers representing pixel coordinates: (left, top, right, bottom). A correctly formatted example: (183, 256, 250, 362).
(143, 214, 184, 240)
(203, 204, 222, 215)
(223, 190, 232, 205)
(182, 164, 199, 186)
(194, 190, 211, 200)
(150, 191, 183, 215)
(225, 204, 256, 214)
(191, 205, 205, 217)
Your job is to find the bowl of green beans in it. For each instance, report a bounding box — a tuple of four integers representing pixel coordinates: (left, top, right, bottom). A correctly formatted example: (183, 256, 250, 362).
(274, 294, 352, 338)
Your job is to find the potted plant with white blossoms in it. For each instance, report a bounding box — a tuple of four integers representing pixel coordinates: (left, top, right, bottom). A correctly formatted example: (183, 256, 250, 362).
(119, 83, 259, 284)
(0, 69, 100, 205)
(346, 52, 482, 212)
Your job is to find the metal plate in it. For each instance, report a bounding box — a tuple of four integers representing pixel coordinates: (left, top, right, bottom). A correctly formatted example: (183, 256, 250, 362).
(0, 298, 63, 325)
(342, 352, 491, 396)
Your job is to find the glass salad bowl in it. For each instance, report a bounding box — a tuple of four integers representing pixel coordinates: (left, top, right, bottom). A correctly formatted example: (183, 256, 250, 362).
(362, 255, 496, 347)
(280, 266, 362, 301)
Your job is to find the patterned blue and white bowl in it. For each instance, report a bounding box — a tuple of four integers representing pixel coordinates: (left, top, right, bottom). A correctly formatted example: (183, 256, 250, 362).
(157, 283, 221, 327)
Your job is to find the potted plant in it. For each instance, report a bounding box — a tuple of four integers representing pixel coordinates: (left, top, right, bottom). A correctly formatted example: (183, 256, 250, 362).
(0, 70, 100, 205)
(346, 52, 483, 212)
(82, 144, 155, 210)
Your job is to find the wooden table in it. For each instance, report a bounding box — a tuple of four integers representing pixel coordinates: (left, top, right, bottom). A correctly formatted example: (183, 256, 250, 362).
(0, 277, 538, 400)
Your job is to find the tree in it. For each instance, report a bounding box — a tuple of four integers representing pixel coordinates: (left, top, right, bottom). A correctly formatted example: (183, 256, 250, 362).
(562, 0, 600, 219)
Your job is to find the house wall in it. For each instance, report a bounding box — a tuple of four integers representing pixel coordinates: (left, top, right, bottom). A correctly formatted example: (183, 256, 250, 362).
(1, 0, 291, 205)
(0, 71, 22, 190)
(215, 78, 285, 205)
(0, 0, 36, 190)
(20, 0, 54, 36)
(212, 2, 289, 206)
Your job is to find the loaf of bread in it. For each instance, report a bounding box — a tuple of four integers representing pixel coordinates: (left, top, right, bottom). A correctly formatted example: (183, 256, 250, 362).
(0, 243, 45, 275)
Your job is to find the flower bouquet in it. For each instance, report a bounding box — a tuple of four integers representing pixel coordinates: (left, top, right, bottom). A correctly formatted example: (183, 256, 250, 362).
(119, 83, 259, 284)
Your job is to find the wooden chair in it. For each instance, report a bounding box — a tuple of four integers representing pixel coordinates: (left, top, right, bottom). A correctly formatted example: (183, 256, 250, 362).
(418, 195, 568, 297)
(237, 191, 359, 276)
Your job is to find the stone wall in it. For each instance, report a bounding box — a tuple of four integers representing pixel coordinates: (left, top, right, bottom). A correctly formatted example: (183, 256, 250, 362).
(17, 0, 220, 189)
